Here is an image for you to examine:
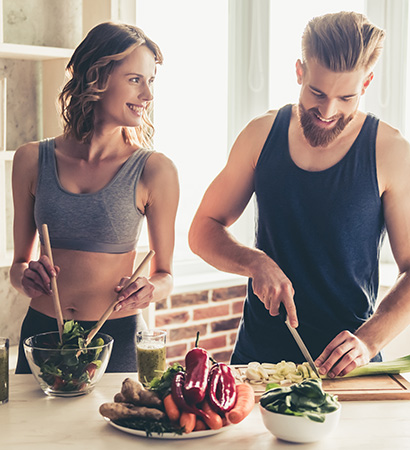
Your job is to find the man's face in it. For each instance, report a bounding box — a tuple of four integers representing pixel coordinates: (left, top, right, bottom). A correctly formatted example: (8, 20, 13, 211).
(296, 59, 372, 147)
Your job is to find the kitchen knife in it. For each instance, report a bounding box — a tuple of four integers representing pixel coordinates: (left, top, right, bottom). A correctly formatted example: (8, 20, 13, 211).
(279, 305, 321, 378)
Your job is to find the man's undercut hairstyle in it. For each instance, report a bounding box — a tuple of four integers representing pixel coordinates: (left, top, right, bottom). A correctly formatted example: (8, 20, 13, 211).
(302, 11, 386, 72)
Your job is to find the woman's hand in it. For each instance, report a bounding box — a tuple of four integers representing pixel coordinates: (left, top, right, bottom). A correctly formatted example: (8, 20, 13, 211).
(21, 255, 60, 298)
(114, 276, 155, 311)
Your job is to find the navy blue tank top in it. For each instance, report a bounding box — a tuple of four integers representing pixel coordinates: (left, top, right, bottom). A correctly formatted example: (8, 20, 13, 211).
(233, 104, 386, 364)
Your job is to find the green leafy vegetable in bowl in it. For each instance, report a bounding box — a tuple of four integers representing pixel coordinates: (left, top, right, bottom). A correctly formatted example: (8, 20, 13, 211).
(24, 320, 113, 396)
(260, 378, 340, 423)
(40, 321, 103, 390)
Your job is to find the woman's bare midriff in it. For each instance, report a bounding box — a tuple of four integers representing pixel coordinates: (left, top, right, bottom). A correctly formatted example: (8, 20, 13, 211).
(30, 247, 141, 321)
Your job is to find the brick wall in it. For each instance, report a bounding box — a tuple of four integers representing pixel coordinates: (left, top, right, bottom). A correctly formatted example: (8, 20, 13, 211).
(155, 284, 247, 366)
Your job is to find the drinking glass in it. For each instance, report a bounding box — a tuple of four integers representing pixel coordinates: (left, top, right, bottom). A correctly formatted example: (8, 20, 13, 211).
(136, 329, 167, 385)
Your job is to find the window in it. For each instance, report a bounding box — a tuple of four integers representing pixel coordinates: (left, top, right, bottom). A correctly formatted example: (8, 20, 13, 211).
(135, 0, 235, 289)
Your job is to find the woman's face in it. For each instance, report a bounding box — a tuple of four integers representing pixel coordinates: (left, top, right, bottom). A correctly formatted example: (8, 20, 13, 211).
(95, 44, 157, 129)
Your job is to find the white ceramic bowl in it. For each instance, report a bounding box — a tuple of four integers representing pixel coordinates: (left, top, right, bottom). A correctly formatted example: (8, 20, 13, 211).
(259, 402, 341, 443)
(24, 331, 113, 397)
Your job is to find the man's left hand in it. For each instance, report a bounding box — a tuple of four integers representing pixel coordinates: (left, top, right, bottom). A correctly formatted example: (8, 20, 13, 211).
(315, 330, 371, 377)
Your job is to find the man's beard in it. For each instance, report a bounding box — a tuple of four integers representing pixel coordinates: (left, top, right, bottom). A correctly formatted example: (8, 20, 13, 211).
(298, 103, 355, 147)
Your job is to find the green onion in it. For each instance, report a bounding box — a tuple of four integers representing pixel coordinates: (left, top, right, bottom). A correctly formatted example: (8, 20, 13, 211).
(341, 354, 410, 378)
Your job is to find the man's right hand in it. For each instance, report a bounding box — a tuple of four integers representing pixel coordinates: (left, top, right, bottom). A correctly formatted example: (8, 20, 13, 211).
(250, 256, 298, 327)
(22, 255, 60, 298)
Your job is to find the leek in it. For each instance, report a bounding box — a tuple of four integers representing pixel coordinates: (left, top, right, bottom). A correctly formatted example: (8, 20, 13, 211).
(339, 354, 410, 378)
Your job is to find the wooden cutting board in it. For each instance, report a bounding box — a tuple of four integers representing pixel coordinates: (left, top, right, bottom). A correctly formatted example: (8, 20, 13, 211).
(322, 374, 410, 401)
(232, 366, 410, 401)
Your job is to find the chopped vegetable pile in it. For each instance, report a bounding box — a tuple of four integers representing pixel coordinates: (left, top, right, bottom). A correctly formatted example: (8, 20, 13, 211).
(260, 378, 340, 423)
(34, 320, 105, 392)
(237, 360, 319, 385)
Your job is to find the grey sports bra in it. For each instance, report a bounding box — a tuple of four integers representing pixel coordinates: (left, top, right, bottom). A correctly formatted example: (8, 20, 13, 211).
(34, 138, 153, 253)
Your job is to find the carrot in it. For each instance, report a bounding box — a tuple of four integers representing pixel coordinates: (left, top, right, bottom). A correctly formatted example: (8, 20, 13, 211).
(226, 383, 255, 424)
(180, 411, 196, 434)
(200, 399, 223, 430)
(163, 393, 180, 422)
(194, 418, 208, 431)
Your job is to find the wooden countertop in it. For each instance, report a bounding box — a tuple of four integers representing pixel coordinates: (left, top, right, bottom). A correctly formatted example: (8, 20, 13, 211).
(1, 373, 410, 449)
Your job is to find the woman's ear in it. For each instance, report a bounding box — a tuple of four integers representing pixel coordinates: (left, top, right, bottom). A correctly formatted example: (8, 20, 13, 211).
(362, 72, 374, 95)
(296, 59, 304, 85)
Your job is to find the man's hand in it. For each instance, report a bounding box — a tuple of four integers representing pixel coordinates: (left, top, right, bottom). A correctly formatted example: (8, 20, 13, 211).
(251, 260, 298, 327)
(315, 330, 371, 377)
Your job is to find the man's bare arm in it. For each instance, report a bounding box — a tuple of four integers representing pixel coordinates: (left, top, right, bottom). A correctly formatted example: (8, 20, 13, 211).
(189, 112, 298, 326)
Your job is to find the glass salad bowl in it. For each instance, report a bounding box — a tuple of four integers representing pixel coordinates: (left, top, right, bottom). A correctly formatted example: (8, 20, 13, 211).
(24, 328, 113, 397)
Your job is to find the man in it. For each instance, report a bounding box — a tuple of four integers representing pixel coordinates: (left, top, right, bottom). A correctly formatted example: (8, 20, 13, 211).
(189, 11, 410, 378)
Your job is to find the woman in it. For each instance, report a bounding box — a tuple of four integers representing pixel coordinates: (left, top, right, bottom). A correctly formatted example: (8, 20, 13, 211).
(10, 22, 179, 373)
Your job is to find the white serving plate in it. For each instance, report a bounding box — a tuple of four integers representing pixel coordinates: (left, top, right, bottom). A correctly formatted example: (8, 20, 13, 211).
(104, 417, 231, 439)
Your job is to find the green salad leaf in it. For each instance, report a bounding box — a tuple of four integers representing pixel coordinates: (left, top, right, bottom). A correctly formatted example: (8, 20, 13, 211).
(260, 378, 340, 423)
(36, 320, 104, 392)
(149, 362, 184, 398)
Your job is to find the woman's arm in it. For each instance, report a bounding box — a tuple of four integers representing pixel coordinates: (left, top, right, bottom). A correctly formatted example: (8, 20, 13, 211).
(115, 152, 179, 311)
(9, 142, 57, 299)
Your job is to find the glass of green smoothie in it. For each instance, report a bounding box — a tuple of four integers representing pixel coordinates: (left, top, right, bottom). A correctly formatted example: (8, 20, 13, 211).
(0, 337, 9, 405)
(136, 329, 167, 386)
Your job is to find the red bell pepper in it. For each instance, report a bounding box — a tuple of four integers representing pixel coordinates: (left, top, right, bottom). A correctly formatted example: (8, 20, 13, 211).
(183, 332, 210, 404)
(171, 371, 210, 420)
(208, 362, 237, 413)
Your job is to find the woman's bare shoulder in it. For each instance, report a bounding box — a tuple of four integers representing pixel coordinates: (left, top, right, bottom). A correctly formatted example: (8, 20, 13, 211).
(12, 141, 42, 196)
(13, 141, 40, 170)
(143, 151, 178, 182)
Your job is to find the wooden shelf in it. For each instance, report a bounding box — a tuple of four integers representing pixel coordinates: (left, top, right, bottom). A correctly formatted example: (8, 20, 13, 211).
(0, 42, 73, 60)
(0, 0, 124, 268)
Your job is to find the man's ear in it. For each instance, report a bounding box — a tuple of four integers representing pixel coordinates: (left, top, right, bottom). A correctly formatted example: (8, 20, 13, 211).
(362, 72, 374, 94)
(296, 59, 304, 85)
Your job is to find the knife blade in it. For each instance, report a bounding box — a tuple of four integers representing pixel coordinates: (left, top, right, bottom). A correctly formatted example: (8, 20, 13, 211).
(279, 305, 321, 378)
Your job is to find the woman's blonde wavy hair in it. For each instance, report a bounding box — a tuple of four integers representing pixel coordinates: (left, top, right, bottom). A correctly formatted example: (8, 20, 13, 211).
(59, 22, 163, 148)
(302, 11, 385, 72)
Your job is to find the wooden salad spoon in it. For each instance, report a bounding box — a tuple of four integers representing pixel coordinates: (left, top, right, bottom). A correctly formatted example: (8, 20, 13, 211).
(42, 224, 65, 341)
(83, 249, 155, 347)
